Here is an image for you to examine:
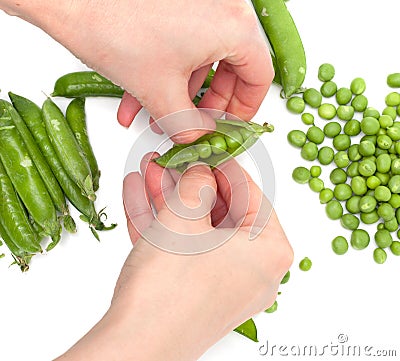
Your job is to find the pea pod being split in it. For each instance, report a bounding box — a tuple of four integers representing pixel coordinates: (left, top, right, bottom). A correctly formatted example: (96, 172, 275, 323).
(153, 119, 274, 170)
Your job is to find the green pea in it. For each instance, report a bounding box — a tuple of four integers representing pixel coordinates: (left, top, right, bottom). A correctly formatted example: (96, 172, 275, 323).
(265, 300, 278, 313)
(351, 94, 368, 112)
(385, 92, 400, 107)
(350, 77, 366, 95)
(303, 88, 322, 108)
(377, 128, 387, 136)
(387, 73, 400, 88)
(389, 193, 400, 208)
(350, 229, 370, 250)
(390, 241, 400, 256)
(346, 196, 361, 214)
(318, 146, 334, 165)
(286, 96, 305, 114)
(196, 140, 212, 159)
(389, 143, 397, 154)
(360, 210, 379, 224)
(363, 107, 380, 119)
(375, 153, 391, 173)
(366, 175, 381, 190)
(377, 203, 395, 222)
(382, 106, 397, 121)
(210, 135, 227, 154)
(375, 185, 392, 202)
(333, 183, 352, 201)
(336, 87, 352, 105)
(384, 217, 398, 232)
(337, 105, 355, 121)
(323, 121, 341, 138)
(358, 159, 376, 177)
(387, 124, 400, 141)
(292, 166, 311, 184)
(326, 199, 343, 220)
(340, 214, 360, 231)
(287, 130, 307, 148)
(301, 142, 319, 161)
(359, 195, 377, 213)
(391, 158, 400, 174)
(373, 248, 387, 264)
(360, 134, 377, 145)
(333, 150, 350, 168)
(319, 188, 334, 204)
(358, 140, 375, 157)
(375, 172, 390, 185)
(330, 168, 347, 184)
(280, 270, 291, 284)
(332, 236, 349, 255)
(225, 130, 243, 149)
(343, 119, 361, 136)
(361, 116, 380, 135)
(376, 134, 392, 150)
(396, 208, 400, 224)
(309, 177, 324, 192)
(388, 174, 400, 193)
(346, 162, 360, 178)
(310, 165, 322, 177)
(333, 134, 351, 151)
(301, 112, 314, 125)
(374, 229, 393, 248)
(306, 126, 325, 144)
(375, 147, 388, 157)
(350, 176, 367, 196)
(318, 103, 336, 120)
(299, 257, 312, 271)
(379, 114, 394, 128)
(320, 81, 337, 98)
(347, 144, 361, 161)
(318, 63, 335, 81)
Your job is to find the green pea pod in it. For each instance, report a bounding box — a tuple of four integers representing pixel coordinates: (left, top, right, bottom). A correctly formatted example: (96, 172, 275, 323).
(42, 97, 96, 202)
(51, 71, 124, 98)
(12, 95, 116, 235)
(234, 318, 258, 342)
(251, 0, 306, 97)
(66, 97, 101, 192)
(202, 68, 216, 89)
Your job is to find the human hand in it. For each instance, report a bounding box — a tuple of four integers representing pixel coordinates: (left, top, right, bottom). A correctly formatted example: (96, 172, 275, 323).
(1, 0, 273, 143)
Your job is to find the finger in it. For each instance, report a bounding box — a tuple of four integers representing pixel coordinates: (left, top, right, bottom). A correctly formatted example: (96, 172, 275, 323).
(149, 116, 164, 134)
(117, 92, 143, 127)
(188, 64, 213, 99)
(210, 189, 234, 228)
(140, 152, 176, 212)
(122, 171, 154, 244)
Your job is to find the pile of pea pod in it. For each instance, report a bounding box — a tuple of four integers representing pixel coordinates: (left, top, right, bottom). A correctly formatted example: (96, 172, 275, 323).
(0, 92, 116, 272)
(287, 63, 400, 265)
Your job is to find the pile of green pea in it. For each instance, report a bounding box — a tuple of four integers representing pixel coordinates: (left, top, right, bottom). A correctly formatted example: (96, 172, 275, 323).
(287, 63, 400, 264)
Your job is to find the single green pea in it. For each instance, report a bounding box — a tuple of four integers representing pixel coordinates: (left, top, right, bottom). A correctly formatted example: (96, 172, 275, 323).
(333, 150, 350, 168)
(350, 229, 370, 250)
(340, 214, 360, 231)
(378, 223, 385, 231)
(280, 270, 290, 284)
(343, 119, 361, 136)
(320, 81, 337, 98)
(326, 199, 343, 220)
(306, 126, 325, 144)
(301, 112, 314, 125)
(351, 94, 368, 112)
(391, 158, 400, 174)
(330, 168, 347, 185)
(375, 172, 390, 185)
(209, 135, 227, 154)
(337, 105, 355, 121)
(286, 96, 305, 114)
(377, 134, 392, 150)
(373, 248, 387, 264)
(361, 116, 381, 135)
(375, 147, 388, 157)
(318, 103, 336, 120)
(323, 122, 342, 138)
(318, 63, 335, 81)
(346, 196, 362, 214)
(389, 142, 397, 154)
(377, 203, 395, 222)
(366, 175, 381, 190)
(374, 229, 393, 248)
(385, 92, 400, 107)
(350, 77, 366, 95)
(303, 88, 322, 108)
(225, 130, 243, 149)
(389, 193, 400, 208)
(350, 176, 367, 196)
(384, 217, 398, 232)
(265, 300, 278, 313)
(388, 174, 400, 193)
(377, 128, 387, 136)
(379, 114, 394, 128)
(386, 124, 400, 141)
(360, 210, 379, 224)
(358, 158, 376, 177)
(319, 188, 334, 204)
(336, 87, 352, 105)
(332, 236, 349, 255)
(359, 195, 377, 213)
(333, 134, 351, 151)
(360, 135, 377, 145)
(318, 146, 334, 165)
(375, 185, 392, 202)
(292, 166, 311, 184)
(375, 153, 391, 173)
(309, 177, 324, 192)
(347, 144, 361, 161)
(196, 140, 213, 159)
(333, 183, 352, 201)
(287, 130, 307, 148)
(363, 107, 380, 119)
(358, 140, 375, 157)
(387, 73, 400, 88)
(390, 241, 400, 256)
(301, 142, 319, 161)
(382, 106, 397, 121)
(299, 257, 312, 271)
(310, 165, 322, 177)
(346, 162, 360, 178)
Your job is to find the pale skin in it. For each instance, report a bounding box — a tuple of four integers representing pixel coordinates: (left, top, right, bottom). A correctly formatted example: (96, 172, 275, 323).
(0, 1, 293, 360)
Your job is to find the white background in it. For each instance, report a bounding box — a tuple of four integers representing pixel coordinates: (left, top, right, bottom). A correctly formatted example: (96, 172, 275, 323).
(1, 1, 400, 360)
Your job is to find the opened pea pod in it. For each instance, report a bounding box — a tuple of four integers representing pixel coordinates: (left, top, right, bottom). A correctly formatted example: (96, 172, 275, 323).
(153, 118, 274, 170)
